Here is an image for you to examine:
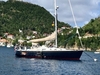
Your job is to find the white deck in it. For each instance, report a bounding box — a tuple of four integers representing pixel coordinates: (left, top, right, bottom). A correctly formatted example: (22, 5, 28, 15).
(16, 46, 75, 51)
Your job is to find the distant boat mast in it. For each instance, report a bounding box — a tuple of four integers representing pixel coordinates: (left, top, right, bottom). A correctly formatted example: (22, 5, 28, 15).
(54, 0, 59, 48)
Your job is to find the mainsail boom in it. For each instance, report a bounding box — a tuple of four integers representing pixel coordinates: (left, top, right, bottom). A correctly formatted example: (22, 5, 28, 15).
(29, 31, 56, 43)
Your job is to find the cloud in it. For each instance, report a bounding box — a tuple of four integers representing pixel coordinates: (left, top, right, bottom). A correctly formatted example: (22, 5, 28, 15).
(1, 0, 7, 1)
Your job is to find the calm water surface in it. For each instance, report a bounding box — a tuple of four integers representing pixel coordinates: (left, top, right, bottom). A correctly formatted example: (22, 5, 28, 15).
(0, 47, 100, 75)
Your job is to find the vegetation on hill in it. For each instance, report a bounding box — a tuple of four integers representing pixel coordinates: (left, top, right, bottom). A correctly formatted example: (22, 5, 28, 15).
(0, 0, 100, 51)
(0, 0, 71, 37)
(58, 16, 100, 51)
(81, 17, 100, 51)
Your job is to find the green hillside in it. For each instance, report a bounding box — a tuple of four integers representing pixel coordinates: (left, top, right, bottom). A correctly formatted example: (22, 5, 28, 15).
(1, 0, 100, 51)
(81, 17, 100, 51)
(83, 17, 100, 35)
(0, 0, 71, 36)
(61, 17, 100, 51)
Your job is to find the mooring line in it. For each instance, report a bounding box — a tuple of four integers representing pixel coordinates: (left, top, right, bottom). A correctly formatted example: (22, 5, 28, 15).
(84, 51, 97, 62)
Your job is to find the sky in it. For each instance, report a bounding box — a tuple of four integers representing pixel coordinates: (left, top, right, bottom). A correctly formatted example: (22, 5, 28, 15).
(3, 0, 100, 27)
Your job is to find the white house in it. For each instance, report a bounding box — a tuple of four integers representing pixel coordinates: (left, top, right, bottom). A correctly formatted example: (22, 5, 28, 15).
(7, 34, 14, 40)
(0, 39, 7, 46)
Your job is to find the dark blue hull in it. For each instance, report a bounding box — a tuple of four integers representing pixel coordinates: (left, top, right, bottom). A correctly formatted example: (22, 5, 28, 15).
(15, 50, 83, 60)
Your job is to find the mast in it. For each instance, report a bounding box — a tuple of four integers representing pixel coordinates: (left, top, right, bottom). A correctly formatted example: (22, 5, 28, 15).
(54, 0, 58, 48)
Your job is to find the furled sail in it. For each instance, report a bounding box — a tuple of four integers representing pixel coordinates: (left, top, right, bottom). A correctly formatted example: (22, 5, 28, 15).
(29, 31, 56, 43)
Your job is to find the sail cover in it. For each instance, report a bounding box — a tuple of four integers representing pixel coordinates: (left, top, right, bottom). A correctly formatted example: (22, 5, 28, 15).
(29, 31, 56, 43)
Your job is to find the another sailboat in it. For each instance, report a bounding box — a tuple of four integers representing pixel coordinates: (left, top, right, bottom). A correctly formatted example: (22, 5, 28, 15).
(15, 0, 83, 60)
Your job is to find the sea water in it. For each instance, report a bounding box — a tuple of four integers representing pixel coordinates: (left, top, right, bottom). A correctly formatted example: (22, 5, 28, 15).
(0, 47, 100, 75)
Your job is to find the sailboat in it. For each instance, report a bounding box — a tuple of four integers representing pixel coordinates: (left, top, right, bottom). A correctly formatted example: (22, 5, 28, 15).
(15, 0, 83, 60)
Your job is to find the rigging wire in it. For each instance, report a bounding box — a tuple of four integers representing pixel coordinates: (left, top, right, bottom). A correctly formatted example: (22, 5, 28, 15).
(68, 0, 84, 49)
(84, 51, 98, 61)
(68, 0, 97, 61)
